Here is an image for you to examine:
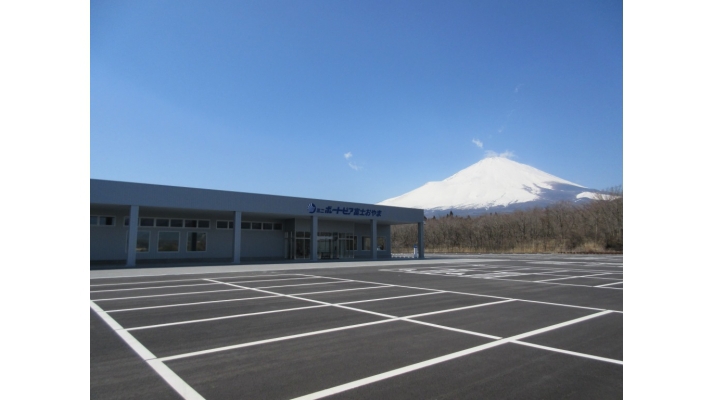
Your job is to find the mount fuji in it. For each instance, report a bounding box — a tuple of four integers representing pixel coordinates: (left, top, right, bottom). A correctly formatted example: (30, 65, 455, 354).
(378, 157, 604, 217)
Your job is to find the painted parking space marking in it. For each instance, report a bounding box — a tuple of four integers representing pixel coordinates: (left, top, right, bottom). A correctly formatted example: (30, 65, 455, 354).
(290, 311, 612, 400)
(89, 273, 308, 287)
(126, 304, 331, 331)
(106, 294, 282, 313)
(325, 273, 622, 313)
(92, 257, 622, 399)
(91, 288, 248, 302)
(385, 266, 623, 289)
(91, 301, 205, 399)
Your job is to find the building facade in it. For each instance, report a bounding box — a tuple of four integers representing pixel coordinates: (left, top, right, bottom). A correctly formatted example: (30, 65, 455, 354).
(90, 179, 425, 267)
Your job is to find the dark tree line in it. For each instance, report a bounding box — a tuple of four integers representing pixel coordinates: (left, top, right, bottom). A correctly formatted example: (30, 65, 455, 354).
(392, 187, 623, 254)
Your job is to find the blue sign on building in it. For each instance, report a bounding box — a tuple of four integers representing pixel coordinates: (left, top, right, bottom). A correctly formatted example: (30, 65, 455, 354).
(308, 203, 382, 217)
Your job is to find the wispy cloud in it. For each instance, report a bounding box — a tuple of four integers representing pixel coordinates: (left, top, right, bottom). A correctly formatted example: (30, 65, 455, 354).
(498, 126, 504, 134)
(514, 84, 523, 93)
(472, 138, 483, 148)
(344, 151, 362, 170)
(484, 150, 516, 159)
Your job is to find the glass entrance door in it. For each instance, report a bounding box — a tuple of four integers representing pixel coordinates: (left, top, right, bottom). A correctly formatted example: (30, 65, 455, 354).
(296, 231, 354, 260)
(317, 232, 332, 259)
(335, 233, 354, 259)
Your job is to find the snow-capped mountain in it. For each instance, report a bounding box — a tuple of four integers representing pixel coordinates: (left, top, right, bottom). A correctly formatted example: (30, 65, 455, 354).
(378, 157, 603, 216)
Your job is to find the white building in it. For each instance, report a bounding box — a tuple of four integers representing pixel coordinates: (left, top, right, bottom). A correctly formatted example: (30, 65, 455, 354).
(90, 179, 425, 268)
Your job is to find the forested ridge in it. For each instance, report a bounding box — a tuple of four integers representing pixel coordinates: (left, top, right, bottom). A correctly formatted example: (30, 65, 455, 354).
(391, 188, 623, 254)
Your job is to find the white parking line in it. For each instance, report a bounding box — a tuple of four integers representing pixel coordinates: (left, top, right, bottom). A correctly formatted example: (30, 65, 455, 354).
(90, 282, 222, 293)
(339, 291, 443, 305)
(511, 340, 622, 365)
(403, 299, 517, 319)
(292, 285, 393, 296)
(89, 274, 305, 287)
(125, 304, 330, 331)
(91, 301, 205, 399)
(297, 274, 622, 313)
(536, 273, 620, 282)
(106, 295, 281, 313)
(595, 281, 623, 288)
(158, 319, 397, 362)
(107, 286, 398, 312)
(90, 276, 323, 293)
(290, 311, 613, 400)
(255, 281, 351, 290)
(205, 278, 509, 340)
(92, 288, 248, 302)
(92, 280, 361, 302)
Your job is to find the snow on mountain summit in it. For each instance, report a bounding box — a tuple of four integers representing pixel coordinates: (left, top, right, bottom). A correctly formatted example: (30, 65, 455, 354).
(378, 157, 592, 216)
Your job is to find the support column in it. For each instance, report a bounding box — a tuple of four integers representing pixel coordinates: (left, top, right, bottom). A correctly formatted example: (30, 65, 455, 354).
(232, 211, 242, 264)
(126, 205, 139, 267)
(311, 216, 318, 261)
(418, 221, 425, 259)
(371, 219, 377, 260)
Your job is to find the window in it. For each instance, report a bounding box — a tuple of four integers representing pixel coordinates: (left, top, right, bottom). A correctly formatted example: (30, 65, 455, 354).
(262, 223, 272, 230)
(217, 221, 228, 229)
(362, 237, 371, 251)
(251, 222, 262, 230)
(136, 231, 150, 252)
(187, 232, 207, 251)
(346, 235, 357, 251)
(295, 231, 311, 259)
(90, 215, 115, 226)
(273, 223, 283, 230)
(241, 222, 250, 230)
(158, 232, 180, 252)
(377, 237, 386, 251)
(126, 217, 212, 229)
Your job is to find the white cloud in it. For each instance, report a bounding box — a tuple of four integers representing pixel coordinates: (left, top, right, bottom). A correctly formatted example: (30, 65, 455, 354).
(472, 138, 483, 148)
(514, 84, 523, 93)
(498, 126, 504, 134)
(484, 150, 516, 159)
(344, 151, 362, 170)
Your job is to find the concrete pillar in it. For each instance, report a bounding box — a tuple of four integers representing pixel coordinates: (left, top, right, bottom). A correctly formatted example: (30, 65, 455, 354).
(311, 216, 318, 261)
(232, 211, 242, 264)
(418, 221, 425, 259)
(371, 219, 377, 260)
(126, 205, 139, 267)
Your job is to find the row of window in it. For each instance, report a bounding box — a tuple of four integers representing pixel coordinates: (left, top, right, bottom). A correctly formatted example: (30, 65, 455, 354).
(130, 231, 207, 253)
(133, 218, 211, 228)
(92, 216, 283, 231)
(238, 221, 284, 231)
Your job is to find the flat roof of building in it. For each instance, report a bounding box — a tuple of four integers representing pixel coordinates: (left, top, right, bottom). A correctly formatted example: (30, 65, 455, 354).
(91, 179, 424, 224)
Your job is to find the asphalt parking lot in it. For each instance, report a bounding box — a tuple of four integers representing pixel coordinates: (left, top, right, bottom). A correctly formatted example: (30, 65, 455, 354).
(90, 254, 623, 399)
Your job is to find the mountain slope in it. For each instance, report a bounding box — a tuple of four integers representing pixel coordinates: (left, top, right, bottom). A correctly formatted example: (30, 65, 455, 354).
(378, 157, 599, 216)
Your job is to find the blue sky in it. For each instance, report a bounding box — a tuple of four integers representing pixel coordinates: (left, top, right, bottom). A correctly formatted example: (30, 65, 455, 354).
(91, 0, 622, 203)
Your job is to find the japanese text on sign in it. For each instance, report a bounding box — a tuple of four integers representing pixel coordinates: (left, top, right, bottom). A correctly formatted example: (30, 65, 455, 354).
(307, 203, 382, 217)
